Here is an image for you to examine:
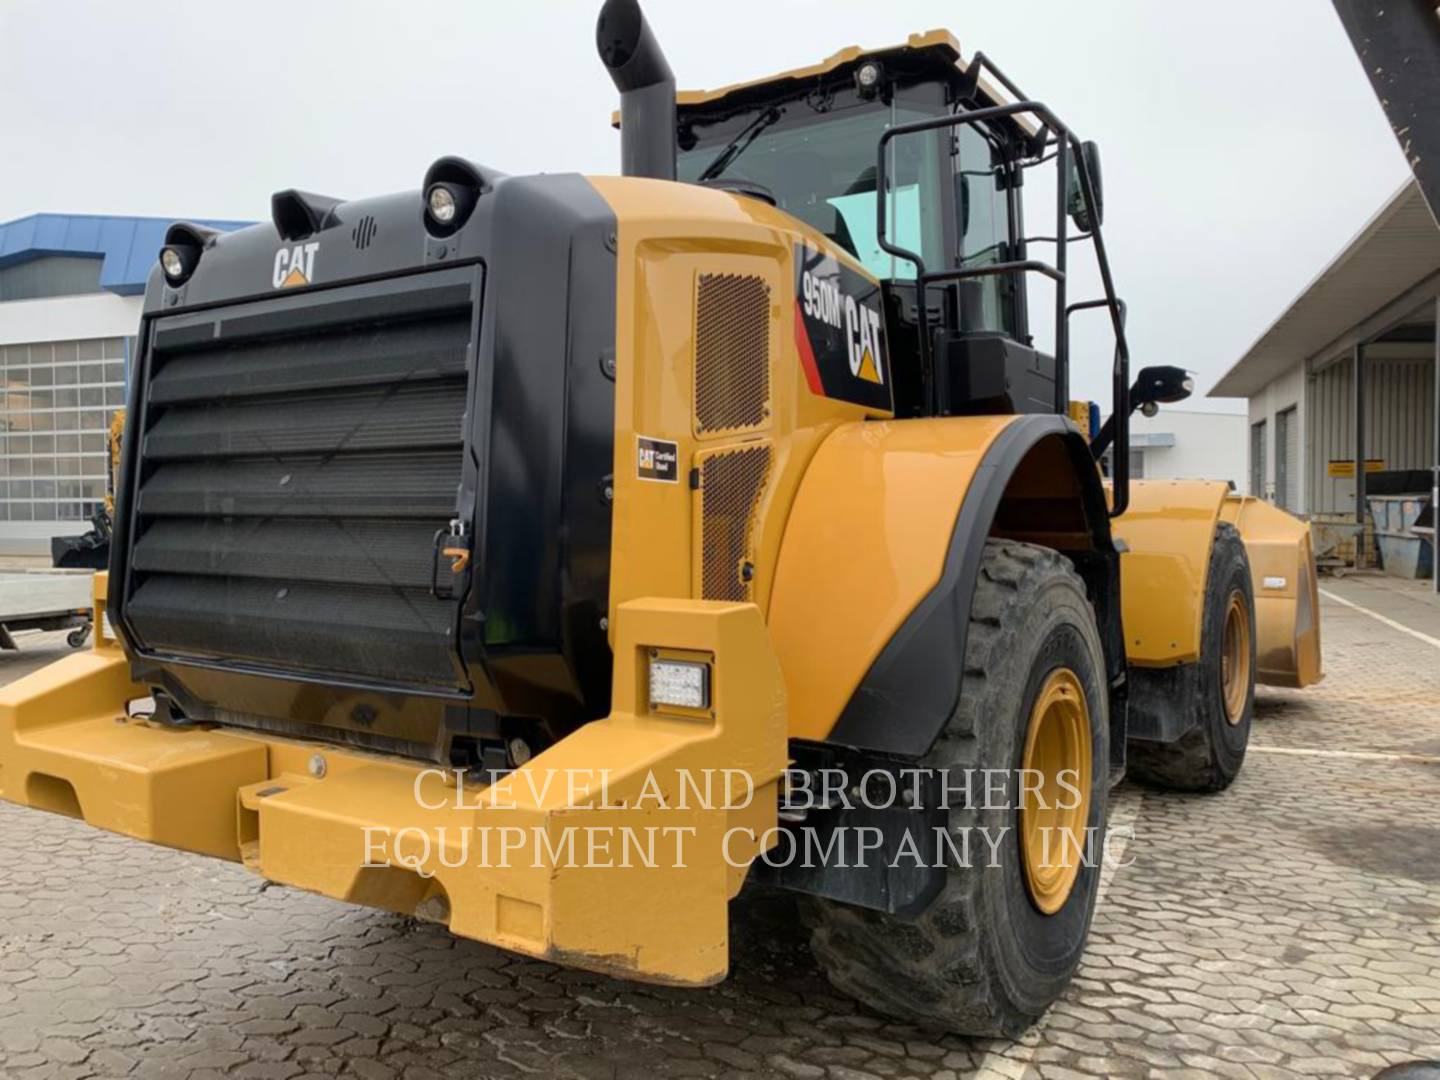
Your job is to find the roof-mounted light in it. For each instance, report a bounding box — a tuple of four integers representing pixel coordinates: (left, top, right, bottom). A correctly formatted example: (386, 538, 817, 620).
(157, 222, 218, 288)
(427, 184, 460, 225)
(421, 157, 504, 239)
(855, 60, 886, 100)
(160, 246, 190, 281)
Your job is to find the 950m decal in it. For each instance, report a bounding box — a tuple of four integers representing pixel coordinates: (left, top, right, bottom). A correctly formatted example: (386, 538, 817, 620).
(794, 243, 892, 413)
(636, 435, 680, 483)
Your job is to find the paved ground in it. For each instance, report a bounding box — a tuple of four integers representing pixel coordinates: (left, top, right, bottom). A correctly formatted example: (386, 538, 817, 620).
(1, 577, 1438, 1079)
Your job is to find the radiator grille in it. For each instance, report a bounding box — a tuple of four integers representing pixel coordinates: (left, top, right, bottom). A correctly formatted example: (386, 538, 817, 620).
(699, 444, 771, 602)
(123, 270, 477, 691)
(694, 274, 770, 436)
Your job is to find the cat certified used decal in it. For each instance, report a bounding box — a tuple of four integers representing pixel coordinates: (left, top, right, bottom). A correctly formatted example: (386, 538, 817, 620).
(636, 435, 680, 483)
(794, 243, 892, 413)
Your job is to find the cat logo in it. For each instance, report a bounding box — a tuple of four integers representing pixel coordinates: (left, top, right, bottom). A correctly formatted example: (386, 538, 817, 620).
(272, 242, 320, 289)
(853, 335, 883, 385)
(794, 243, 893, 413)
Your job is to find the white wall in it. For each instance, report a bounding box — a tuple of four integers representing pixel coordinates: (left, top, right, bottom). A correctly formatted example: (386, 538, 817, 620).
(1128, 409, 1248, 493)
(0, 292, 142, 346)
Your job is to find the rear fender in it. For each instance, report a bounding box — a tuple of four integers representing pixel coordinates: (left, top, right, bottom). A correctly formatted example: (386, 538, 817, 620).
(768, 414, 1119, 758)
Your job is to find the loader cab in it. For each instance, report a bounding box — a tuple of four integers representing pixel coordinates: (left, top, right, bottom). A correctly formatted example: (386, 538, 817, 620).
(674, 36, 1062, 420)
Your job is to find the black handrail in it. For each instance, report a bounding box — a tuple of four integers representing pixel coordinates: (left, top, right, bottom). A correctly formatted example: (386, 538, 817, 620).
(1068, 298, 1130, 514)
(873, 89, 1131, 517)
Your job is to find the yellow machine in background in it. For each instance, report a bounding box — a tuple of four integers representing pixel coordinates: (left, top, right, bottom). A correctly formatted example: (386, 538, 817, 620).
(105, 408, 125, 517)
(0, 0, 1321, 1039)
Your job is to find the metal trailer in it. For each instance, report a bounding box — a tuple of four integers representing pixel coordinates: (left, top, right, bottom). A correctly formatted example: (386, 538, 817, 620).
(0, 570, 94, 650)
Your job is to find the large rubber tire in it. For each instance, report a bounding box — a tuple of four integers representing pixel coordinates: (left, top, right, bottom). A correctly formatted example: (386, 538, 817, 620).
(801, 540, 1109, 1037)
(1127, 522, 1255, 793)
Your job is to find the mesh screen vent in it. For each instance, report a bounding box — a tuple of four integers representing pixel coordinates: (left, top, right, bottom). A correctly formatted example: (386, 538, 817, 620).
(700, 444, 772, 602)
(695, 273, 770, 435)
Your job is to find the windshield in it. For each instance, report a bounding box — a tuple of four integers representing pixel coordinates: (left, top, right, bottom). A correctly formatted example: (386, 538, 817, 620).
(678, 101, 948, 280)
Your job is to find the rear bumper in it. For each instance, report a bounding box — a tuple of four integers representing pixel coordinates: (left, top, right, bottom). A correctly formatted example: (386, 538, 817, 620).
(0, 579, 787, 987)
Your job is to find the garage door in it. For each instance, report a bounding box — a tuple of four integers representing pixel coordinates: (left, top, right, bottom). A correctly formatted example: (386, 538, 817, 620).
(1276, 407, 1299, 511)
(1251, 420, 1267, 499)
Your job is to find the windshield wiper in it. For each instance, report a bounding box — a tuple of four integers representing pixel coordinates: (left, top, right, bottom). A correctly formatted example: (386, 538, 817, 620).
(697, 107, 783, 182)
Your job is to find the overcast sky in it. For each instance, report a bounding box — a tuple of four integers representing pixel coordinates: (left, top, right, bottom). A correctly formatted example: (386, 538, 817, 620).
(0, 1, 1411, 411)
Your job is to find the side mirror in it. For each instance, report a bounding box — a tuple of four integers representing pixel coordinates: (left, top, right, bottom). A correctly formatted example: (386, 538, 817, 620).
(1131, 365, 1193, 416)
(954, 172, 970, 237)
(1066, 140, 1104, 232)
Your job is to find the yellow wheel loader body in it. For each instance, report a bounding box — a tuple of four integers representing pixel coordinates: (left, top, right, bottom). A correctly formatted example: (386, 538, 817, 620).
(0, 168, 1322, 996)
(590, 174, 894, 634)
(0, 0, 1328, 1038)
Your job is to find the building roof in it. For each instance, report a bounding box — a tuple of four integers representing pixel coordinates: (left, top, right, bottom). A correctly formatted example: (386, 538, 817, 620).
(0, 213, 251, 297)
(1212, 180, 1440, 398)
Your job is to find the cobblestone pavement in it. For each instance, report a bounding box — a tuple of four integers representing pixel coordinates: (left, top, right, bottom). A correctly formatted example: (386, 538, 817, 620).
(1, 578, 1439, 1079)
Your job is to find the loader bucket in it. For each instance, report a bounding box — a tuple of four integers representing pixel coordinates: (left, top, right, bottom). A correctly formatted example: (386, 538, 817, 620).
(1221, 495, 1324, 689)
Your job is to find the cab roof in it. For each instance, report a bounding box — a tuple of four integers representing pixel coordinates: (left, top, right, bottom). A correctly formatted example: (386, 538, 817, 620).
(612, 31, 1037, 137)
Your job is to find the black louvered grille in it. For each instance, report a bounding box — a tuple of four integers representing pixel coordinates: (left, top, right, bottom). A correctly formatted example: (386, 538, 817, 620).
(124, 271, 478, 690)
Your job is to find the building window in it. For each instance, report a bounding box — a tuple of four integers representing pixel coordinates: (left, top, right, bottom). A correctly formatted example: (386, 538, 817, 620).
(1100, 448, 1145, 479)
(0, 337, 125, 524)
(1250, 420, 1267, 500)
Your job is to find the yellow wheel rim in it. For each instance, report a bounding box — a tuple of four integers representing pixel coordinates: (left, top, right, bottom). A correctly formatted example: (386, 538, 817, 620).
(1019, 668, 1092, 915)
(1221, 591, 1251, 725)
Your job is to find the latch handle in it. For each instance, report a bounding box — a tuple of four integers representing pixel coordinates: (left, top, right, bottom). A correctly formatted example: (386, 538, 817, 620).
(430, 520, 471, 599)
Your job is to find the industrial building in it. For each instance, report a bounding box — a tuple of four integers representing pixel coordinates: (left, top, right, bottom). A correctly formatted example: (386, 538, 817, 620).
(1213, 180, 1440, 565)
(0, 213, 245, 556)
(1124, 409, 1248, 492)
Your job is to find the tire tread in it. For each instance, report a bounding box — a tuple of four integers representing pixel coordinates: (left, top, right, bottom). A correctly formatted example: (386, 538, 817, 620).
(802, 539, 1102, 1036)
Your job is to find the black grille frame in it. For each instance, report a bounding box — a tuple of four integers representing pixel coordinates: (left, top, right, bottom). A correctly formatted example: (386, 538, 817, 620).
(114, 266, 483, 697)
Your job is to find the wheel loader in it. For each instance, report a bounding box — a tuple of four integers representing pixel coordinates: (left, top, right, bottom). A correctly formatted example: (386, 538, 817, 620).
(0, 0, 1323, 1036)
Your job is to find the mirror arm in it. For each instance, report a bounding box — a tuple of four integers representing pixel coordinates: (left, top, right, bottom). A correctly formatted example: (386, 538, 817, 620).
(1090, 414, 1119, 461)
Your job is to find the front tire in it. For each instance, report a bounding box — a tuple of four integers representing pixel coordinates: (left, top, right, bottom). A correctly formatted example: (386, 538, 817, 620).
(802, 540, 1109, 1036)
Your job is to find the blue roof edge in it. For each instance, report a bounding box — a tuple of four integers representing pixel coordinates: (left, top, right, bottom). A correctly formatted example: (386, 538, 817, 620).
(0, 213, 253, 296)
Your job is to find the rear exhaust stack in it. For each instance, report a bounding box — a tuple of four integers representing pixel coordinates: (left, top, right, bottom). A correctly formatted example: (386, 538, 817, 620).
(596, 0, 676, 181)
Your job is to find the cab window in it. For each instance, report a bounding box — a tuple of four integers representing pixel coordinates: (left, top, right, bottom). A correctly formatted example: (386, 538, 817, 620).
(955, 123, 1014, 333)
(678, 101, 949, 281)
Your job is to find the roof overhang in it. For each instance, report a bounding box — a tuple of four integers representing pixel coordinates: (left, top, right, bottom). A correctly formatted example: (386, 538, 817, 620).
(0, 213, 250, 297)
(1212, 180, 1440, 398)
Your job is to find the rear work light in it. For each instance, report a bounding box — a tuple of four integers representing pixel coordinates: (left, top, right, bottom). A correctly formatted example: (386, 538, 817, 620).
(159, 243, 200, 284)
(427, 184, 458, 224)
(648, 656, 710, 711)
